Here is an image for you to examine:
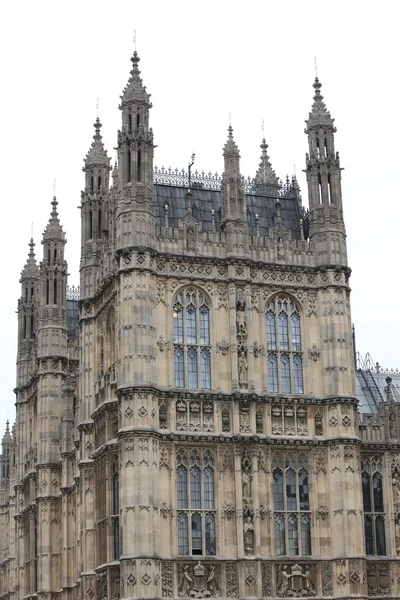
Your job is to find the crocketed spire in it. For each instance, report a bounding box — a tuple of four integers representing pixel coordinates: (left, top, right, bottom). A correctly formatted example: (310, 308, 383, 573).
(305, 78, 336, 132)
(120, 51, 151, 107)
(20, 238, 39, 281)
(223, 125, 241, 176)
(223, 125, 240, 157)
(2, 421, 12, 445)
(42, 197, 66, 243)
(84, 118, 111, 169)
(254, 138, 280, 186)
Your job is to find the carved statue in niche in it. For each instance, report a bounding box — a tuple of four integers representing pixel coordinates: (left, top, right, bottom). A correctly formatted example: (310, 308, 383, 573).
(389, 411, 397, 439)
(97, 572, 107, 600)
(238, 351, 248, 387)
(244, 516, 254, 555)
(242, 470, 252, 502)
(236, 300, 247, 335)
(395, 515, 400, 555)
(392, 467, 400, 504)
(187, 226, 195, 251)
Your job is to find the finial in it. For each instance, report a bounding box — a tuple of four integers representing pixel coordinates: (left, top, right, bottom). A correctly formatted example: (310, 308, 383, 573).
(314, 56, 318, 78)
(96, 97, 100, 119)
(261, 119, 265, 139)
(31, 222, 34, 239)
(53, 179, 56, 197)
(275, 199, 282, 225)
(229, 112, 232, 125)
(133, 29, 137, 52)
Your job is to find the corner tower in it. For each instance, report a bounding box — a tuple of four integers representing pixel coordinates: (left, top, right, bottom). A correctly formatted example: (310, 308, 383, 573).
(118, 50, 154, 209)
(17, 239, 39, 388)
(305, 78, 347, 266)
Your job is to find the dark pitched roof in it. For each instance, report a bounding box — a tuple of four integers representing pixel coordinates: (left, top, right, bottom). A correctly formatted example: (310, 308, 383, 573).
(154, 184, 301, 238)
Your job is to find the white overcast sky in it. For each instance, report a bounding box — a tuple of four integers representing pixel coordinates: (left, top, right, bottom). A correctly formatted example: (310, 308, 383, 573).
(0, 0, 398, 436)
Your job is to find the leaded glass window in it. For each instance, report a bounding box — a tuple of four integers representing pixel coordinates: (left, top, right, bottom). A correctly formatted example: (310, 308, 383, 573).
(173, 289, 211, 389)
(362, 456, 386, 556)
(266, 297, 303, 394)
(176, 448, 216, 556)
(112, 459, 120, 560)
(272, 452, 311, 556)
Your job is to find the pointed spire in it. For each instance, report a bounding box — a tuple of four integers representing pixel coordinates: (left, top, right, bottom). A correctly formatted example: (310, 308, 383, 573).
(223, 125, 240, 158)
(42, 197, 66, 243)
(112, 160, 118, 187)
(20, 238, 39, 280)
(2, 421, 12, 444)
(120, 51, 151, 107)
(223, 125, 241, 176)
(254, 138, 280, 186)
(305, 78, 336, 132)
(84, 117, 111, 169)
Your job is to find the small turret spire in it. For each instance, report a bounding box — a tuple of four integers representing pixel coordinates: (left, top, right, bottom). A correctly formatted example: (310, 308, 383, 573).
(42, 196, 66, 243)
(223, 125, 240, 175)
(20, 238, 39, 280)
(120, 50, 151, 108)
(305, 78, 336, 132)
(254, 138, 280, 187)
(84, 117, 111, 169)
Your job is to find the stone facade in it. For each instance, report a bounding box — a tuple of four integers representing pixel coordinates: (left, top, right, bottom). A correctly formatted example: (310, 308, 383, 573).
(0, 48, 399, 600)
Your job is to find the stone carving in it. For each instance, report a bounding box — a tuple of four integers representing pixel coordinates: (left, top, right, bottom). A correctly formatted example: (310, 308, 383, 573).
(256, 406, 264, 434)
(159, 400, 168, 429)
(314, 409, 323, 436)
(238, 351, 248, 388)
(221, 404, 231, 432)
(253, 341, 265, 357)
(161, 561, 173, 597)
(241, 451, 252, 502)
(309, 345, 320, 361)
(243, 516, 254, 555)
(239, 401, 251, 433)
(225, 563, 237, 598)
(222, 503, 236, 519)
(216, 340, 230, 356)
(392, 465, 400, 504)
(178, 562, 220, 598)
(262, 562, 272, 597)
(97, 571, 107, 600)
(316, 506, 329, 520)
(321, 562, 332, 596)
(157, 335, 171, 351)
(367, 562, 389, 596)
(276, 564, 316, 597)
(236, 300, 247, 335)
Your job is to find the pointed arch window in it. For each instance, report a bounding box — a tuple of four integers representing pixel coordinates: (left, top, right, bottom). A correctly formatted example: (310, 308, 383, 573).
(173, 289, 211, 389)
(362, 456, 386, 556)
(176, 448, 216, 556)
(112, 459, 120, 560)
(272, 452, 311, 557)
(266, 297, 303, 394)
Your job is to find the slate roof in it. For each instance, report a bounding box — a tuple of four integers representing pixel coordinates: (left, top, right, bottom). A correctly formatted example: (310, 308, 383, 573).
(154, 184, 302, 238)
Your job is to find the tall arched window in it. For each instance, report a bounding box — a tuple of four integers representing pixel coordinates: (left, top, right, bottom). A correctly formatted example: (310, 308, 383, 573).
(176, 448, 216, 556)
(266, 296, 303, 394)
(273, 452, 311, 556)
(173, 289, 211, 389)
(362, 456, 386, 556)
(112, 459, 120, 560)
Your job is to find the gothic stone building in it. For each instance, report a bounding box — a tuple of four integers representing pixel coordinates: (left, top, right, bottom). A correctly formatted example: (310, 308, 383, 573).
(0, 48, 399, 600)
